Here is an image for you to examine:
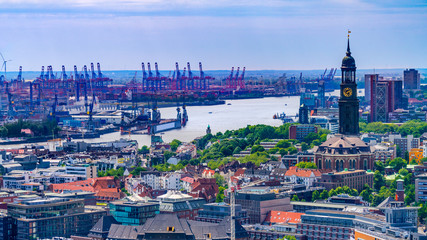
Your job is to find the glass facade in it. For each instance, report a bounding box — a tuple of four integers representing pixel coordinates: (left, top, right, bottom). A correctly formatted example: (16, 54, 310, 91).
(110, 201, 160, 226)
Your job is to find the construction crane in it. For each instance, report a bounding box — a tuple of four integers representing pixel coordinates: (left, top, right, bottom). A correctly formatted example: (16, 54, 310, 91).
(228, 172, 236, 240)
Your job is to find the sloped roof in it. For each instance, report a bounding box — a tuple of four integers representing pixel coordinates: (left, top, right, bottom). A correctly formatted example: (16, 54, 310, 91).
(141, 214, 193, 235)
(320, 135, 368, 148)
(89, 215, 119, 234)
(107, 224, 143, 240)
(285, 166, 321, 178)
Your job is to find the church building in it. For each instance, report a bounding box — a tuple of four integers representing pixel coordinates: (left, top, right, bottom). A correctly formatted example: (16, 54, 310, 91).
(314, 36, 375, 172)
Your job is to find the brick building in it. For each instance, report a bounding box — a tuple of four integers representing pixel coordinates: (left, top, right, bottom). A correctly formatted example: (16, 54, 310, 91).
(313, 170, 374, 192)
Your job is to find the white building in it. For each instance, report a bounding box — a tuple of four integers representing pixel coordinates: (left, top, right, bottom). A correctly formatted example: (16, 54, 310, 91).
(160, 172, 182, 190)
(284, 167, 322, 188)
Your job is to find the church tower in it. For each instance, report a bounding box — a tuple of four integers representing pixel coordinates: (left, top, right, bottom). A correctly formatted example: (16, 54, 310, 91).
(339, 36, 359, 135)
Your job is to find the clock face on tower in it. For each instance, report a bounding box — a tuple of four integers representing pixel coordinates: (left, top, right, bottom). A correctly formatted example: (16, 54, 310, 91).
(343, 87, 353, 97)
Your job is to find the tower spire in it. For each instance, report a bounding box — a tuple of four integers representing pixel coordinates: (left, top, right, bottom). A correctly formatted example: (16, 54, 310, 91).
(347, 30, 351, 56)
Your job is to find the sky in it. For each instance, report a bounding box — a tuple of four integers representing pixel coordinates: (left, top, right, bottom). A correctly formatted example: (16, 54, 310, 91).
(0, 0, 426, 71)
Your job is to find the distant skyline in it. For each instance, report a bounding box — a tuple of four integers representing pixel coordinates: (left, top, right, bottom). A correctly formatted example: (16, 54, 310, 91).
(0, 0, 426, 71)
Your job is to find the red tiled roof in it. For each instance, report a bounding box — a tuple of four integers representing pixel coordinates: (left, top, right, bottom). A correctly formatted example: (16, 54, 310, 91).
(50, 176, 124, 201)
(234, 168, 245, 177)
(285, 166, 321, 178)
(264, 211, 304, 224)
(189, 178, 218, 202)
(181, 176, 195, 183)
(203, 169, 215, 175)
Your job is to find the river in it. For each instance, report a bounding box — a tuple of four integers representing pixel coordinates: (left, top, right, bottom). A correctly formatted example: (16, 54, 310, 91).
(1, 89, 364, 148)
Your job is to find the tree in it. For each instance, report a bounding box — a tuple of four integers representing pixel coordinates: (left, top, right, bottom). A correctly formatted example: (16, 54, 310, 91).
(216, 186, 226, 203)
(389, 157, 407, 171)
(170, 139, 182, 152)
(276, 140, 291, 149)
(139, 145, 150, 154)
(405, 185, 415, 206)
(419, 204, 427, 224)
(214, 173, 226, 187)
(373, 170, 386, 192)
(374, 161, 385, 174)
(303, 132, 320, 145)
(296, 162, 317, 169)
(312, 190, 320, 202)
(320, 190, 329, 200)
(130, 167, 146, 176)
(410, 158, 418, 165)
(301, 142, 309, 152)
(251, 145, 265, 154)
(291, 195, 299, 201)
(164, 151, 175, 161)
(360, 189, 373, 202)
(404, 151, 410, 161)
(398, 168, 409, 176)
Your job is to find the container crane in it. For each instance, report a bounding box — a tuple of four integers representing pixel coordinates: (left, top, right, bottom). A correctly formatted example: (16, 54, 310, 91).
(233, 67, 240, 89)
(141, 62, 147, 91)
(90, 63, 97, 80)
(61, 65, 68, 81)
(97, 63, 103, 78)
(187, 62, 194, 90)
(155, 62, 161, 90)
(175, 62, 181, 90)
(238, 67, 246, 89)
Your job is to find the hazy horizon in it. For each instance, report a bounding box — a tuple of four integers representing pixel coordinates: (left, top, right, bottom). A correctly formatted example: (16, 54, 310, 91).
(0, 0, 426, 71)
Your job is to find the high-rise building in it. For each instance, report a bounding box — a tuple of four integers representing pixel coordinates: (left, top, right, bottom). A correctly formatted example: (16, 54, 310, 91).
(367, 76, 404, 122)
(339, 38, 359, 135)
(404, 68, 420, 90)
(298, 104, 309, 124)
(364, 74, 378, 103)
(374, 81, 389, 122)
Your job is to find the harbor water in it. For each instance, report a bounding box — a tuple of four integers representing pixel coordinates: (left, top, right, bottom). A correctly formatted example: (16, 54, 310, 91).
(2, 90, 363, 148)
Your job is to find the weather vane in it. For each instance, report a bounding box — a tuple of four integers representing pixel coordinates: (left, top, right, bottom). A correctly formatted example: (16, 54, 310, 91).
(348, 29, 351, 38)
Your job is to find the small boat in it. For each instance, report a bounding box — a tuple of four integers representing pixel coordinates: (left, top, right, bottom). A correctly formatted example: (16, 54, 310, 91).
(227, 103, 232, 105)
(208, 112, 212, 114)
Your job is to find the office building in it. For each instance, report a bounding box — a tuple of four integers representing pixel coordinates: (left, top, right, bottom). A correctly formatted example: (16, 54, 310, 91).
(404, 69, 420, 90)
(109, 199, 159, 226)
(232, 190, 292, 224)
(0, 214, 16, 240)
(8, 198, 107, 240)
(65, 164, 97, 179)
(415, 174, 427, 202)
(289, 125, 318, 141)
(299, 104, 309, 124)
(366, 75, 404, 122)
(196, 202, 249, 224)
